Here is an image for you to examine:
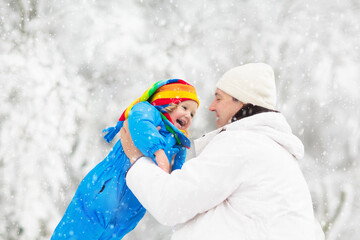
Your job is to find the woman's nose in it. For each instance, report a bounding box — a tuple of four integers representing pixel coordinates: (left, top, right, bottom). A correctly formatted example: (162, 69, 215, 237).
(209, 100, 216, 111)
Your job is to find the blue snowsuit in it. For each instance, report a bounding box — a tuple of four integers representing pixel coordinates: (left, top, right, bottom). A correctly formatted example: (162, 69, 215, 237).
(51, 102, 190, 240)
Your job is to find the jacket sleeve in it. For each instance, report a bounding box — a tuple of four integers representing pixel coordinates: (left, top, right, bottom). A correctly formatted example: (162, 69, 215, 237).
(171, 145, 186, 171)
(127, 102, 166, 157)
(126, 131, 250, 226)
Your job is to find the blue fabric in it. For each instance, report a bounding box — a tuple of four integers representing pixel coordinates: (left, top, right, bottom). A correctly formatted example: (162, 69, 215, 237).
(51, 102, 188, 240)
(129, 102, 191, 149)
(172, 146, 187, 171)
(102, 121, 123, 143)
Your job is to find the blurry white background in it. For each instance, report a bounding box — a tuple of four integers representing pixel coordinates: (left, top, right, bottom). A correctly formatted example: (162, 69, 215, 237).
(0, 0, 359, 239)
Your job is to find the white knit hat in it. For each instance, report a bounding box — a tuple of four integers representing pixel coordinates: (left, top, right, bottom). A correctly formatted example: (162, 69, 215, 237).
(216, 63, 276, 110)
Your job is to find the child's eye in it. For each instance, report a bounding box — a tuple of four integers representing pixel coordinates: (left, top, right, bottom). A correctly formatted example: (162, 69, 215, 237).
(182, 106, 187, 110)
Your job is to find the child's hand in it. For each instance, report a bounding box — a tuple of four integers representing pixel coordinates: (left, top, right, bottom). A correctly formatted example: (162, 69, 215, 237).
(154, 149, 170, 173)
(172, 145, 186, 171)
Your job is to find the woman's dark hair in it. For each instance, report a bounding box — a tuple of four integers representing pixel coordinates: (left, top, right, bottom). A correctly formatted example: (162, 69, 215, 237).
(231, 102, 279, 122)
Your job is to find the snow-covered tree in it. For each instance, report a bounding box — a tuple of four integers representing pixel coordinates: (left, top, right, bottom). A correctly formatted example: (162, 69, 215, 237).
(1, 0, 359, 239)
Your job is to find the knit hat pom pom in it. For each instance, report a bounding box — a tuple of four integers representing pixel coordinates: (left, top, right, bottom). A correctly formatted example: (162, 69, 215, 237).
(103, 121, 123, 143)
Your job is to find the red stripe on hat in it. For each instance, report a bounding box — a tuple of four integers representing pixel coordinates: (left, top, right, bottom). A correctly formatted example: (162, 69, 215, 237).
(118, 111, 126, 121)
(150, 98, 193, 106)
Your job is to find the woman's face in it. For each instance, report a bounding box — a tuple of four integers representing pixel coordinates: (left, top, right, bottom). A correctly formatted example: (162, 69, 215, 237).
(209, 88, 244, 128)
(169, 100, 198, 131)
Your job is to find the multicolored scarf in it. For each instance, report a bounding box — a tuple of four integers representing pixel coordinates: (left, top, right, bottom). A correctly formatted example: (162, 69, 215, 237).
(103, 79, 199, 147)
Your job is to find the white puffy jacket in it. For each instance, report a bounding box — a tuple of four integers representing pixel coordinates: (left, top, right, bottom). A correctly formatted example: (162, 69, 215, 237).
(126, 112, 324, 240)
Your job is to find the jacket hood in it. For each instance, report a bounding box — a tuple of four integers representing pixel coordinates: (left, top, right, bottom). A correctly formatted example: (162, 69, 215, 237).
(195, 112, 304, 160)
(226, 112, 304, 160)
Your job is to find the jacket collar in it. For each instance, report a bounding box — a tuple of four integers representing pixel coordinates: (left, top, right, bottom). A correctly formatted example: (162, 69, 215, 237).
(194, 127, 225, 156)
(194, 112, 304, 160)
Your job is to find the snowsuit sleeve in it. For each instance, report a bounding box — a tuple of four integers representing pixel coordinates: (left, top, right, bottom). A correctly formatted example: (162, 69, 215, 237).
(125, 131, 250, 226)
(171, 145, 186, 171)
(127, 102, 166, 158)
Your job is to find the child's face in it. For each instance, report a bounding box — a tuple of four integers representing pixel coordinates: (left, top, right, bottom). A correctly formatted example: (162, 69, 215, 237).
(169, 100, 198, 131)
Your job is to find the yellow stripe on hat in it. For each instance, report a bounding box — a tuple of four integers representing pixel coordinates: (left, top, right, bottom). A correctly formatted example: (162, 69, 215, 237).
(150, 91, 200, 106)
(149, 83, 200, 106)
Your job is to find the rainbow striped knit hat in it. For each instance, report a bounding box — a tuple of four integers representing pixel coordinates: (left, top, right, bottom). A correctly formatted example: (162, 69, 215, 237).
(103, 79, 199, 146)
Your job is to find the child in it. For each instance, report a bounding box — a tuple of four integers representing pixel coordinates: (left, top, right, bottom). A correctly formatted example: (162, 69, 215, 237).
(51, 79, 199, 240)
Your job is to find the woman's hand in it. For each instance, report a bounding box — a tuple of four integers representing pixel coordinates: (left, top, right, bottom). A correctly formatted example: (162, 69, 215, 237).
(154, 149, 170, 173)
(120, 120, 144, 164)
